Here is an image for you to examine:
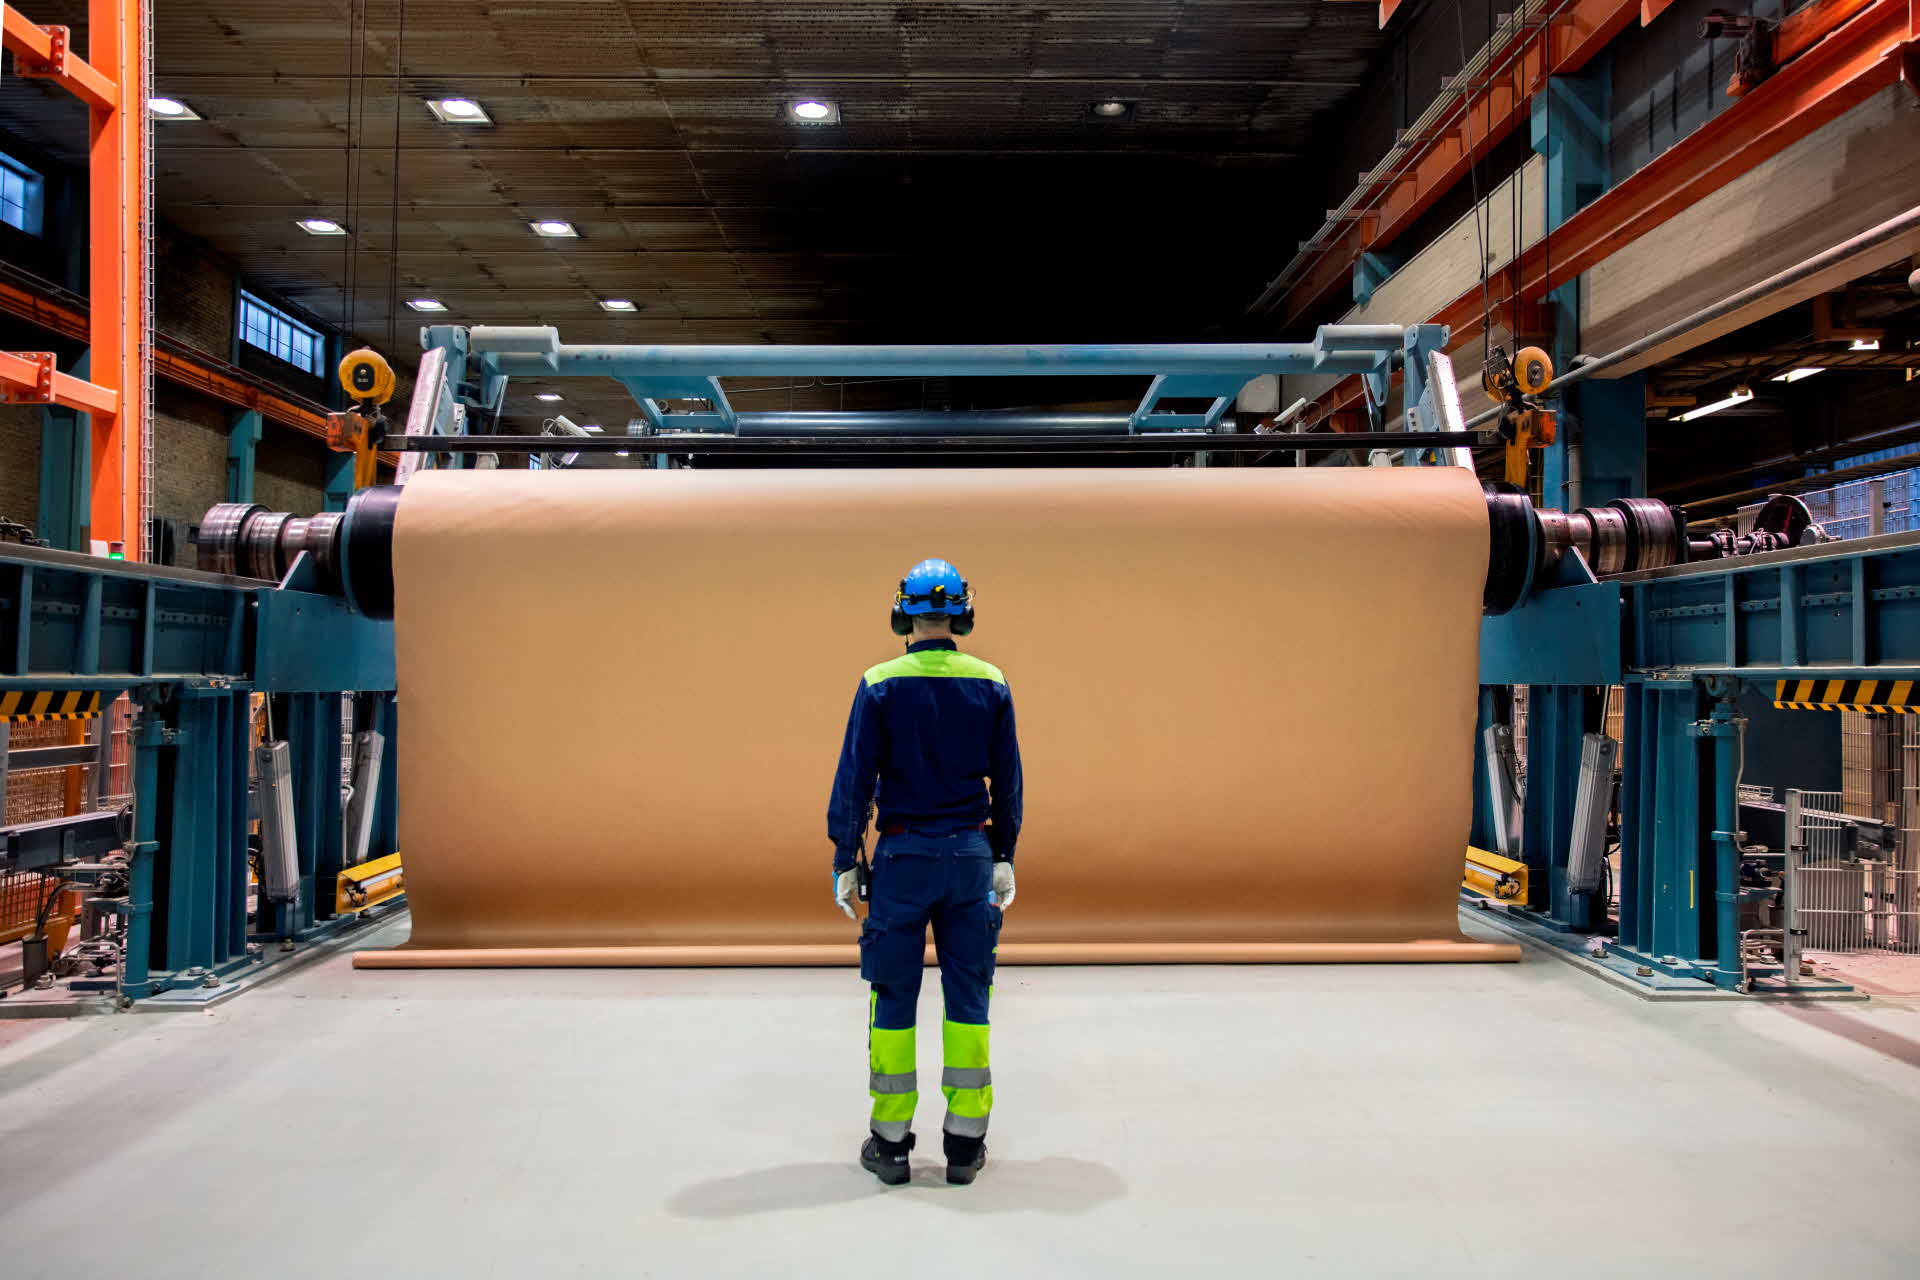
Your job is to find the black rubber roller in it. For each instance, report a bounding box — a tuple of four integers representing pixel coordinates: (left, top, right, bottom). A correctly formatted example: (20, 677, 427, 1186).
(1482, 483, 1541, 617)
(338, 485, 403, 620)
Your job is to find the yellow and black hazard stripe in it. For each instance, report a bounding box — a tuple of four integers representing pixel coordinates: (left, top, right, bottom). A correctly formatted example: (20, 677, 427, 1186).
(0, 690, 104, 723)
(1774, 679, 1920, 713)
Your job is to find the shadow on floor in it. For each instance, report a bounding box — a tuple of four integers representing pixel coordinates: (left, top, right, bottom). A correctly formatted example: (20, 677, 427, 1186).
(668, 1156, 1127, 1218)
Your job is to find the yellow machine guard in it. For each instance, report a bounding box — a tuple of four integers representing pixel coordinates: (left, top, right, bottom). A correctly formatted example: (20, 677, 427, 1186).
(1463, 846, 1527, 903)
(335, 852, 405, 914)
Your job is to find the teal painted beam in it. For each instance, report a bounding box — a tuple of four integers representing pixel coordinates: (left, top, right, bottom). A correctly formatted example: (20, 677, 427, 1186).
(1351, 252, 1398, 307)
(36, 350, 90, 551)
(1533, 59, 1644, 508)
(322, 452, 354, 513)
(226, 409, 263, 503)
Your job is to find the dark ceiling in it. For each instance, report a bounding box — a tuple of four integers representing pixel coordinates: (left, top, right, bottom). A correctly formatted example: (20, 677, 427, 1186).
(0, 1, 1395, 428)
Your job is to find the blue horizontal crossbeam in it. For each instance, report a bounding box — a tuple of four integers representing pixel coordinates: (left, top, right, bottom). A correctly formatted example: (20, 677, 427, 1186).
(461, 326, 1418, 381)
(730, 412, 1145, 435)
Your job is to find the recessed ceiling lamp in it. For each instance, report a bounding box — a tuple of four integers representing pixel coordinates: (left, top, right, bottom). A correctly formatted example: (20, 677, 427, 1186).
(534, 392, 564, 402)
(406, 298, 447, 312)
(148, 97, 202, 120)
(1851, 338, 1881, 351)
(599, 298, 638, 312)
(1089, 100, 1133, 119)
(615, 450, 632, 457)
(530, 219, 579, 238)
(296, 217, 348, 236)
(581, 424, 604, 433)
(1771, 367, 1824, 383)
(426, 97, 491, 124)
(1678, 386, 1754, 422)
(788, 98, 840, 124)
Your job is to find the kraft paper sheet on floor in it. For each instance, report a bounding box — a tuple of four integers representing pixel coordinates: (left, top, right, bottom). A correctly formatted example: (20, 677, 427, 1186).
(355, 466, 1518, 968)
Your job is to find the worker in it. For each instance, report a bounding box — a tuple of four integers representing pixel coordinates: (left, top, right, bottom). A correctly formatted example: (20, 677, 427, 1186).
(828, 557, 1022, 1188)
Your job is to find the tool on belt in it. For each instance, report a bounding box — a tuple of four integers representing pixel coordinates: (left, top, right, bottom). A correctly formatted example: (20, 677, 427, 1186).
(855, 802, 875, 902)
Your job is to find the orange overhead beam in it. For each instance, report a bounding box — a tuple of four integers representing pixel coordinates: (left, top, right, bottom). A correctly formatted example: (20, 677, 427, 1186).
(1311, 0, 1917, 421)
(1, 7, 119, 111)
(1728, 0, 1882, 96)
(1274, 0, 1641, 329)
(1776, 0, 1879, 64)
(0, 350, 119, 415)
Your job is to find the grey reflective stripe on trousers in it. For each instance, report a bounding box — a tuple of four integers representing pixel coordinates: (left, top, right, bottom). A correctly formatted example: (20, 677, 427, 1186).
(943, 1112, 990, 1137)
(941, 1067, 992, 1089)
(872, 1119, 911, 1141)
(870, 1071, 918, 1095)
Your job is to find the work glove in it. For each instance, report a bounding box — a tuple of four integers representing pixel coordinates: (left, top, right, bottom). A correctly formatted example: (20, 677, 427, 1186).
(991, 861, 1016, 910)
(835, 869, 859, 920)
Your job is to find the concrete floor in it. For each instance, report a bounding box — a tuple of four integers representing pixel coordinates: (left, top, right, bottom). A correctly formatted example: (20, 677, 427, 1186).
(3, 914, 1919, 1279)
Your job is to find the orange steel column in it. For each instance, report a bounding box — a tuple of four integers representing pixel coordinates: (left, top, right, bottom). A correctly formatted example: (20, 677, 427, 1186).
(85, 0, 147, 557)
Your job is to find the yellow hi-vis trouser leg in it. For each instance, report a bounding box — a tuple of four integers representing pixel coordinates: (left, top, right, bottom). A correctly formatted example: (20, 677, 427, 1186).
(941, 1018, 992, 1138)
(868, 992, 917, 1142)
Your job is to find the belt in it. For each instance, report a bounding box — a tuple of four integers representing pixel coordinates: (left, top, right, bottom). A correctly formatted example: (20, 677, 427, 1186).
(880, 823, 988, 836)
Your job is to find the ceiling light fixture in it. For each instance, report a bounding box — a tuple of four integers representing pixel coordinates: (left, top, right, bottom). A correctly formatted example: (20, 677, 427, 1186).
(148, 97, 202, 120)
(599, 298, 638, 312)
(788, 98, 840, 124)
(615, 450, 632, 457)
(426, 97, 492, 124)
(406, 298, 447, 312)
(530, 219, 579, 238)
(1090, 100, 1133, 119)
(296, 217, 348, 236)
(1851, 338, 1881, 351)
(534, 392, 564, 402)
(1771, 367, 1825, 383)
(1678, 386, 1755, 422)
(582, 424, 604, 433)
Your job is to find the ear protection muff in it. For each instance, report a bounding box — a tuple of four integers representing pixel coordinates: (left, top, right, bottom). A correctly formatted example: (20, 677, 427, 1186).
(890, 578, 975, 635)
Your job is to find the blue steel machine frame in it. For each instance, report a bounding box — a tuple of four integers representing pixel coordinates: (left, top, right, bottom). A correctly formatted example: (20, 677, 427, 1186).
(1480, 529, 1920, 990)
(0, 543, 396, 1000)
(4, 322, 1468, 1005)
(14, 318, 1885, 1002)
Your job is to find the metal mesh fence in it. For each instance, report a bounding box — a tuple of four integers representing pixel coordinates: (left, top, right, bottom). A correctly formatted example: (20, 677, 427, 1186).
(1789, 782, 1920, 957)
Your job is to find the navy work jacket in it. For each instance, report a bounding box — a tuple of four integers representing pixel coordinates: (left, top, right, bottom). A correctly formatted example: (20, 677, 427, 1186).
(826, 639, 1022, 871)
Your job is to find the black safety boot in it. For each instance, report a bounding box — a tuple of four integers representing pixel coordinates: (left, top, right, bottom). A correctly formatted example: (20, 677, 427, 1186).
(943, 1131, 988, 1185)
(860, 1131, 915, 1186)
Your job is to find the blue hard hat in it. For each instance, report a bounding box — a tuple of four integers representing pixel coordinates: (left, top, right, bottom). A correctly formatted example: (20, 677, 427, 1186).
(896, 558, 970, 616)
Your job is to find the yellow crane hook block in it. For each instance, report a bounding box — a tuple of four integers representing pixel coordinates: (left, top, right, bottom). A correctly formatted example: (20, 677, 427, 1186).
(338, 347, 396, 405)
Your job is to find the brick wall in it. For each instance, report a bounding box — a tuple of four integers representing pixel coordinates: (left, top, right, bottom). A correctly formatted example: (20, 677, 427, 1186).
(155, 226, 235, 356)
(0, 404, 39, 530)
(253, 429, 327, 513)
(150, 386, 230, 530)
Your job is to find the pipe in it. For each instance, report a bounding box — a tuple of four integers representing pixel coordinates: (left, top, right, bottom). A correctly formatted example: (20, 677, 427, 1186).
(479, 336, 1405, 379)
(733, 411, 1133, 436)
(1312, 324, 1408, 350)
(1463, 202, 1920, 429)
(394, 430, 1496, 455)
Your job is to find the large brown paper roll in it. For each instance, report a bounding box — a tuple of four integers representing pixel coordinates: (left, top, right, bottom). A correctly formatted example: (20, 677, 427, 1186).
(354, 466, 1518, 968)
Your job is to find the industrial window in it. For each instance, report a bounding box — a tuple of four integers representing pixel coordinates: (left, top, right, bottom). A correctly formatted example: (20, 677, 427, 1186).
(0, 152, 45, 235)
(238, 291, 323, 375)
